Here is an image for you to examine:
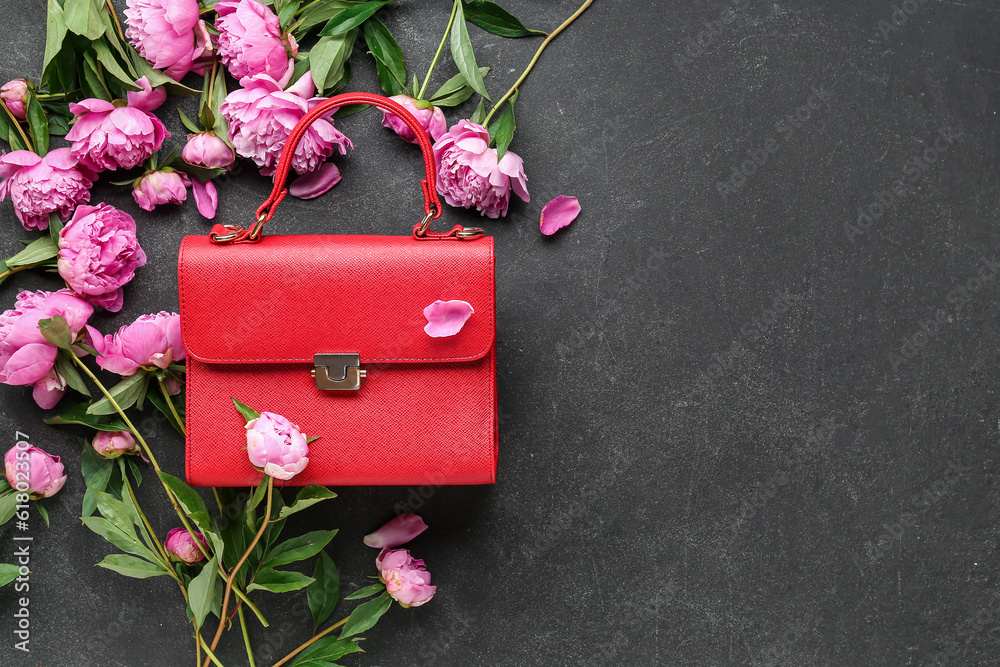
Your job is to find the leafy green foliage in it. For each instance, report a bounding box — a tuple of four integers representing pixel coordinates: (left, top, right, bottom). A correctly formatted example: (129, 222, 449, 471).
(450, 0, 490, 101)
(97, 554, 169, 579)
(264, 530, 338, 568)
(364, 18, 406, 96)
(340, 592, 393, 638)
(232, 396, 260, 422)
(0, 564, 22, 587)
(488, 89, 518, 160)
(307, 552, 340, 630)
(291, 636, 362, 666)
(319, 1, 391, 36)
(462, 1, 546, 38)
(279, 486, 338, 519)
(343, 582, 386, 600)
(247, 567, 315, 593)
(5, 236, 58, 268)
(46, 403, 128, 432)
(429, 67, 490, 108)
(87, 370, 150, 415)
(147, 385, 185, 435)
(188, 557, 219, 629)
(310, 30, 357, 96)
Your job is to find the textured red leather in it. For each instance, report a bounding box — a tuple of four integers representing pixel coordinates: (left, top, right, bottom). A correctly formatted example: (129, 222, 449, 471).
(178, 234, 497, 486)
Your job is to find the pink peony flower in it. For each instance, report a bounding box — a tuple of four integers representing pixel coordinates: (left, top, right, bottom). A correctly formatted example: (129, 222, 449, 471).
(182, 132, 235, 170)
(382, 95, 448, 144)
(125, 0, 213, 81)
(215, 0, 297, 82)
(65, 77, 169, 172)
(540, 195, 581, 235)
(245, 411, 309, 480)
(221, 72, 352, 176)
(57, 203, 147, 313)
(1, 79, 29, 121)
(364, 514, 429, 549)
(95, 311, 184, 384)
(4, 445, 67, 499)
(164, 527, 207, 563)
(0, 148, 96, 231)
(0, 290, 94, 408)
(132, 168, 189, 211)
(433, 119, 529, 218)
(376, 549, 436, 607)
(423, 300, 474, 338)
(92, 431, 139, 459)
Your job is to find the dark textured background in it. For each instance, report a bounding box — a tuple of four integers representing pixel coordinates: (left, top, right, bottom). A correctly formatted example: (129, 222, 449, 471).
(1, 0, 999, 665)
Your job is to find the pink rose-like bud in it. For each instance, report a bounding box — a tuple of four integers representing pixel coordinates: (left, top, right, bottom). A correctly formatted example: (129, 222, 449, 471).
(58, 203, 147, 312)
(364, 514, 429, 549)
(164, 527, 208, 564)
(96, 311, 184, 381)
(1, 79, 29, 121)
(245, 411, 309, 480)
(0, 149, 96, 231)
(381, 95, 448, 144)
(215, 0, 297, 82)
(376, 548, 436, 608)
(4, 445, 67, 499)
(133, 169, 190, 211)
(182, 132, 235, 170)
(125, 0, 213, 80)
(92, 431, 138, 459)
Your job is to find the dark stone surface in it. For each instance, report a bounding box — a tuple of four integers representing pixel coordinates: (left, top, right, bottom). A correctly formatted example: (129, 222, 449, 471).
(1, 0, 1000, 665)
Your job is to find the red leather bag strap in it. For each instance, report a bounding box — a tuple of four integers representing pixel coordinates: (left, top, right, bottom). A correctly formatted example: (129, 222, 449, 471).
(210, 92, 484, 244)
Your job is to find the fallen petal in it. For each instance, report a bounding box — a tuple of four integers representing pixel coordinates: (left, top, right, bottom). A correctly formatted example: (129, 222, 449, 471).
(288, 163, 341, 199)
(423, 300, 474, 338)
(364, 514, 429, 549)
(540, 195, 580, 236)
(191, 179, 219, 219)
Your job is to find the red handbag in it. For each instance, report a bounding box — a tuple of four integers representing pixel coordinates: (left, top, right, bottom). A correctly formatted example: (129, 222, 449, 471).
(177, 93, 497, 487)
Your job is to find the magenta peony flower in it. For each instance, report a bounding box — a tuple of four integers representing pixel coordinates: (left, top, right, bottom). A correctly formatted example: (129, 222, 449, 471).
(1, 79, 28, 121)
(57, 203, 147, 312)
(182, 132, 235, 170)
(364, 514, 429, 549)
(95, 311, 184, 383)
(215, 0, 297, 82)
(0, 148, 96, 231)
(433, 119, 529, 218)
(132, 168, 189, 211)
(4, 445, 67, 499)
(92, 431, 139, 460)
(65, 77, 169, 172)
(0, 289, 94, 408)
(125, 0, 213, 81)
(221, 72, 352, 176)
(245, 412, 309, 480)
(382, 95, 448, 144)
(164, 527, 207, 563)
(376, 549, 436, 607)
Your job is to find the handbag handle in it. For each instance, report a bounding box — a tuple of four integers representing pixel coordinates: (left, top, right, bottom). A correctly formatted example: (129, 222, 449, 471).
(210, 92, 484, 244)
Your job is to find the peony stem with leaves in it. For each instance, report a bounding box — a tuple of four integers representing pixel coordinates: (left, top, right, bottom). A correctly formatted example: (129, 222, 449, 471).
(270, 616, 349, 667)
(417, 0, 460, 100)
(158, 376, 187, 436)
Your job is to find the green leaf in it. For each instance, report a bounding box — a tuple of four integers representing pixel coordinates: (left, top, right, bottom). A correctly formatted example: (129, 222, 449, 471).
(129, 49, 199, 95)
(469, 97, 487, 125)
(309, 30, 357, 96)
(279, 486, 337, 519)
(48, 115, 70, 136)
(48, 213, 64, 246)
(95, 490, 140, 533)
(147, 387, 185, 436)
(462, 1, 546, 38)
(0, 563, 21, 587)
(80, 51, 111, 100)
(80, 516, 158, 561)
(340, 592, 392, 638)
(247, 567, 315, 593)
(0, 476, 9, 493)
(247, 478, 269, 515)
(35, 501, 50, 527)
(157, 472, 212, 534)
(43, 0, 69, 81)
(87, 370, 149, 415)
(363, 18, 406, 97)
(331, 101, 367, 119)
(55, 353, 90, 398)
(97, 553, 169, 579)
(488, 89, 518, 160)
(177, 108, 202, 134)
(170, 160, 226, 183)
(64, 0, 106, 40)
(343, 582, 386, 600)
(231, 396, 260, 423)
(92, 36, 140, 91)
(0, 492, 18, 526)
(264, 530, 337, 568)
(295, 1, 358, 34)
(189, 557, 219, 629)
(291, 636, 362, 666)
(307, 552, 340, 630)
(46, 403, 128, 431)
(38, 316, 74, 350)
(450, 0, 490, 102)
(278, 0, 301, 30)
(429, 67, 490, 107)
(6, 236, 58, 268)
(319, 1, 390, 36)
(25, 93, 49, 157)
(210, 62, 230, 141)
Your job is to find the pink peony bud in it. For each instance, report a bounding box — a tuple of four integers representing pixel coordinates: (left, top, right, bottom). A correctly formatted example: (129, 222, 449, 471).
(95, 312, 184, 383)
(4, 445, 67, 499)
(182, 132, 235, 170)
(0, 148, 96, 231)
(364, 514, 428, 549)
(57, 203, 146, 313)
(433, 119, 529, 218)
(245, 412, 309, 480)
(125, 0, 213, 81)
(381, 95, 448, 144)
(376, 549, 436, 608)
(132, 169, 190, 211)
(215, 0, 297, 82)
(164, 527, 208, 563)
(1, 79, 29, 121)
(92, 431, 139, 459)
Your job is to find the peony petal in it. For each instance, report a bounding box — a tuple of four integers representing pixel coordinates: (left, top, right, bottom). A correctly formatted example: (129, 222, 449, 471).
(364, 514, 429, 549)
(288, 163, 341, 199)
(539, 195, 581, 236)
(423, 300, 474, 338)
(4, 344, 57, 385)
(190, 179, 219, 218)
(126, 77, 167, 112)
(33, 382, 65, 409)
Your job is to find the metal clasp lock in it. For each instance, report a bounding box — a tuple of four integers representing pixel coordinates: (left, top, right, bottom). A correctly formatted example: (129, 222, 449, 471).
(312, 354, 366, 390)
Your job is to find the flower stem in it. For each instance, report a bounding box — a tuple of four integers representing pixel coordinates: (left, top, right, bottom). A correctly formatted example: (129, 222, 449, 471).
(270, 616, 349, 667)
(199, 634, 225, 667)
(417, 0, 459, 100)
(239, 605, 257, 667)
(203, 476, 274, 667)
(158, 377, 186, 436)
(104, 0, 127, 43)
(0, 264, 35, 282)
(120, 458, 169, 564)
(482, 0, 594, 126)
(0, 98, 33, 153)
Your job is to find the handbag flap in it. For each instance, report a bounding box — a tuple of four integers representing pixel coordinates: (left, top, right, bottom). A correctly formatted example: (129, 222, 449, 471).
(178, 234, 495, 364)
